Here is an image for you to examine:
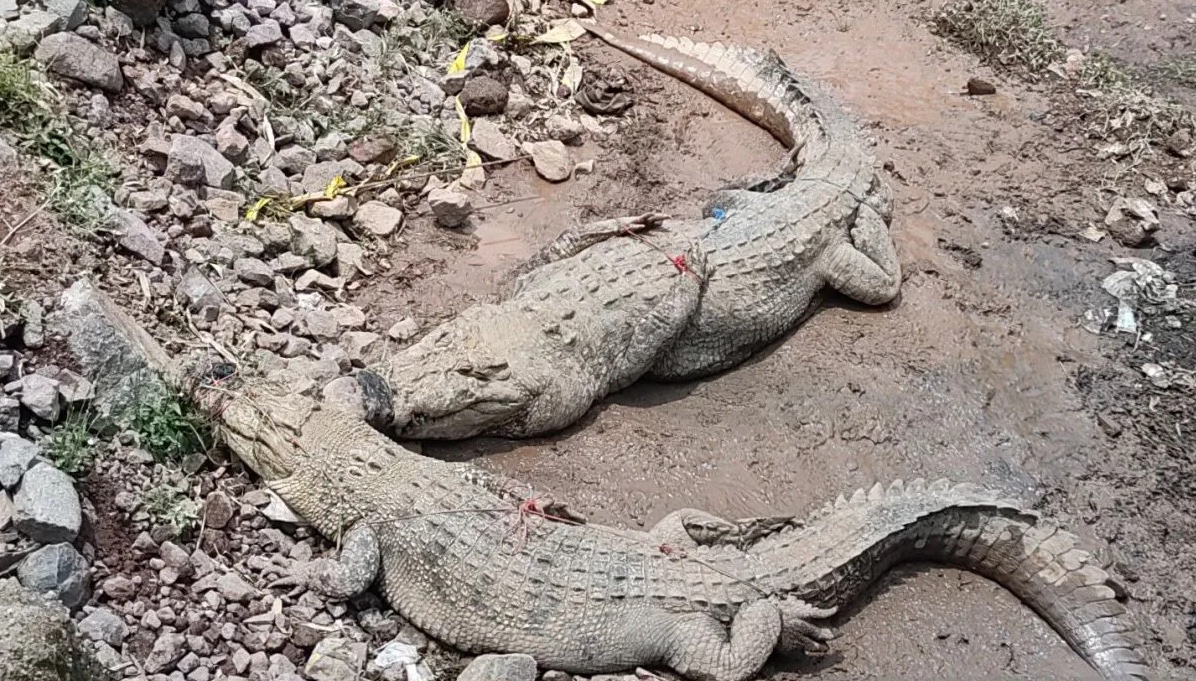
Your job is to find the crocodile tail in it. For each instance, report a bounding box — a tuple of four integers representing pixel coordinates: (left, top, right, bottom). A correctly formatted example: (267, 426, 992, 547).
(582, 23, 826, 151)
(769, 479, 1151, 681)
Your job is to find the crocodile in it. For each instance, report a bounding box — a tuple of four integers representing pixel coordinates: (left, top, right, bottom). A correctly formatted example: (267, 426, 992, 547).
(200, 379, 1150, 681)
(360, 25, 901, 440)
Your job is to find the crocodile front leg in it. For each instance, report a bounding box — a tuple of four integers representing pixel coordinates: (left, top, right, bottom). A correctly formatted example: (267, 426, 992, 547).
(510, 212, 671, 286)
(647, 509, 798, 550)
(818, 201, 901, 306)
(303, 522, 380, 600)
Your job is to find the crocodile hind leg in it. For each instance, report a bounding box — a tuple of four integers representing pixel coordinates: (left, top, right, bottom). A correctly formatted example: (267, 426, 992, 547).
(818, 202, 901, 306)
(774, 598, 839, 655)
(290, 522, 380, 600)
(648, 600, 781, 681)
(647, 509, 798, 550)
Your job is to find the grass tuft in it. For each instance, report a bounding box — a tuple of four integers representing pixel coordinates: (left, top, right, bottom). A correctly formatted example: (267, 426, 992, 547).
(126, 388, 214, 465)
(143, 483, 200, 535)
(48, 409, 96, 476)
(931, 0, 1065, 73)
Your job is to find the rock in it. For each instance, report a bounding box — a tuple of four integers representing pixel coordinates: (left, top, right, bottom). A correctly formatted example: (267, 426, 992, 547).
(294, 310, 338, 342)
(289, 215, 340, 267)
(144, 631, 186, 673)
(524, 140, 571, 182)
(55, 370, 94, 404)
(451, 0, 508, 25)
(966, 77, 997, 95)
(51, 280, 173, 423)
(112, 209, 166, 265)
(310, 196, 359, 220)
(165, 93, 205, 120)
(458, 654, 537, 681)
(332, 0, 379, 30)
(12, 463, 81, 544)
(0, 0, 21, 20)
(305, 638, 366, 681)
(244, 18, 283, 47)
(175, 12, 210, 37)
(0, 489, 11, 530)
(176, 268, 223, 312)
(21, 300, 45, 349)
(427, 188, 472, 228)
(458, 76, 508, 116)
(545, 114, 585, 144)
(353, 201, 403, 237)
(166, 135, 235, 189)
(110, 0, 165, 26)
(215, 126, 250, 164)
(16, 543, 89, 609)
(33, 34, 124, 93)
(234, 258, 274, 287)
(321, 376, 366, 419)
(386, 317, 419, 342)
(0, 436, 39, 489)
(202, 491, 235, 529)
(0, 398, 19, 432)
(300, 159, 364, 194)
(43, 0, 87, 30)
(78, 607, 129, 647)
(215, 572, 256, 602)
(348, 136, 396, 164)
(0, 137, 17, 168)
(274, 144, 317, 175)
(0, 579, 108, 681)
(99, 574, 136, 600)
(313, 132, 349, 161)
(469, 118, 517, 161)
(340, 331, 379, 366)
(3, 11, 62, 53)
(20, 374, 61, 422)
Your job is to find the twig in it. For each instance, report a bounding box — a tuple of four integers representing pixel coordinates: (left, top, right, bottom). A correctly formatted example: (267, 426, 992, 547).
(0, 198, 51, 248)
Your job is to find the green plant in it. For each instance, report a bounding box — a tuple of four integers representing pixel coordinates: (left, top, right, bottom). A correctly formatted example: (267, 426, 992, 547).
(0, 52, 117, 233)
(1151, 57, 1196, 90)
(378, 5, 475, 74)
(143, 484, 200, 534)
(931, 0, 1065, 73)
(48, 409, 95, 476)
(127, 389, 214, 465)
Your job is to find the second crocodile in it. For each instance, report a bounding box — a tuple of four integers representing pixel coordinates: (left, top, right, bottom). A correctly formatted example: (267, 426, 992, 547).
(358, 25, 902, 440)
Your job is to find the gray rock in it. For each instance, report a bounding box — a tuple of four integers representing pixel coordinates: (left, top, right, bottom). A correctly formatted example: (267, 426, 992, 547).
(273, 144, 317, 175)
(55, 370, 94, 404)
(176, 268, 223, 312)
(451, 0, 508, 25)
(0, 579, 109, 681)
(0, 0, 18, 20)
(50, 280, 172, 423)
(458, 654, 537, 681)
(289, 215, 339, 268)
(165, 93, 206, 121)
(33, 33, 124, 93)
(215, 125, 250, 165)
(165, 135, 235, 189)
(16, 543, 89, 609)
(288, 22, 318, 50)
(215, 572, 255, 602)
(386, 317, 418, 342)
(312, 132, 348, 162)
(243, 18, 283, 48)
(143, 631, 185, 673)
(310, 196, 358, 220)
(110, 0, 165, 26)
(353, 201, 403, 237)
(427, 188, 472, 228)
(305, 638, 366, 681)
(44, 0, 88, 29)
(0, 137, 17, 168)
(4, 11, 64, 52)
(21, 300, 45, 349)
(331, 0, 378, 30)
(524, 140, 571, 182)
(545, 114, 585, 144)
(20, 374, 61, 422)
(458, 75, 508, 116)
(174, 12, 210, 37)
(469, 118, 517, 161)
(112, 209, 166, 265)
(0, 436, 39, 489)
(0, 489, 12, 530)
(77, 607, 130, 646)
(13, 463, 81, 544)
(234, 258, 274, 287)
(294, 310, 338, 342)
(0, 398, 19, 432)
(300, 159, 364, 194)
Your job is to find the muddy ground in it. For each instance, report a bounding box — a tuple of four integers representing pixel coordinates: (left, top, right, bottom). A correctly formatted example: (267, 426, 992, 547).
(5, 0, 1195, 679)
(369, 1, 1196, 678)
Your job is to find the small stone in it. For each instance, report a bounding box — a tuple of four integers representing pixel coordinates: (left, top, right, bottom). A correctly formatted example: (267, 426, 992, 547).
(966, 77, 997, 96)
(523, 140, 571, 182)
(244, 18, 283, 48)
(289, 215, 340, 267)
(216, 125, 250, 164)
(386, 317, 419, 342)
(166, 135, 236, 189)
(13, 462, 81, 544)
(234, 258, 274, 287)
(545, 114, 585, 144)
(144, 632, 186, 673)
(0, 490, 12, 530)
(4, 11, 62, 52)
(332, 0, 380, 30)
(112, 209, 166, 265)
(451, 0, 508, 25)
(427, 188, 472, 228)
(340, 331, 379, 365)
(78, 607, 130, 646)
(0, 398, 19, 432)
(353, 201, 403, 237)
(100, 574, 137, 600)
(216, 572, 256, 602)
(0, 437, 39, 489)
(19, 374, 61, 422)
(34, 33, 124, 93)
(458, 76, 508, 116)
(295, 310, 339, 342)
(305, 638, 366, 681)
(274, 144, 318, 175)
(165, 94, 206, 120)
(310, 196, 359, 220)
(458, 654, 537, 681)
(55, 369, 94, 404)
(16, 542, 89, 608)
(469, 118, 517, 160)
(20, 300, 44, 349)
(44, 0, 88, 29)
(348, 136, 396, 164)
(301, 159, 364, 194)
(203, 491, 235, 529)
(175, 12, 210, 37)
(176, 268, 223, 312)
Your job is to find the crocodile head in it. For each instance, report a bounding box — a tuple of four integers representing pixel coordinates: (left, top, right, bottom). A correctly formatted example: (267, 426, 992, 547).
(373, 308, 552, 440)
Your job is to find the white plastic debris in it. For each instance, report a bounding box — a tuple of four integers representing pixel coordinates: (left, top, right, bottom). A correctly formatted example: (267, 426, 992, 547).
(1099, 257, 1178, 334)
(372, 640, 427, 681)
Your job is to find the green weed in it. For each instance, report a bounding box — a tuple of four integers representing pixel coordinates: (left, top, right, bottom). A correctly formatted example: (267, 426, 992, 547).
(48, 409, 96, 476)
(143, 484, 200, 535)
(931, 0, 1065, 73)
(126, 389, 213, 465)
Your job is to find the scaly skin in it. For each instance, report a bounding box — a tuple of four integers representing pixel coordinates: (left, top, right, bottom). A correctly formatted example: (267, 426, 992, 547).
(209, 383, 1151, 681)
(367, 25, 901, 440)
